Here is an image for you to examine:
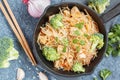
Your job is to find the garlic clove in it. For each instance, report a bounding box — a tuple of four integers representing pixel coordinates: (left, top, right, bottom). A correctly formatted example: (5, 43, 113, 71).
(17, 68, 25, 80)
(38, 72, 48, 80)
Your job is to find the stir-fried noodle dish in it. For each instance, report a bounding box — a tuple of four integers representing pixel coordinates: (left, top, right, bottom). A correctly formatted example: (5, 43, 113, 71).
(37, 6, 104, 73)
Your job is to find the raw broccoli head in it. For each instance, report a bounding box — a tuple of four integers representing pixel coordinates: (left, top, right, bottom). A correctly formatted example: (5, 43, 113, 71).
(72, 62, 85, 73)
(88, 0, 110, 14)
(90, 33, 104, 52)
(0, 37, 19, 68)
(42, 47, 60, 61)
(50, 14, 63, 29)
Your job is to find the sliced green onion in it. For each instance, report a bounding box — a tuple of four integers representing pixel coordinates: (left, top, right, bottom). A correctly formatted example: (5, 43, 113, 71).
(80, 40, 85, 45)
(76, 46, 80, 52)
(62, 38, 69, 46)
(55, 37, 59, 43)
(74, 30, 80, 36)
(84, 33, 89, 37)
(75, 22, 84, 29)
(73, 39, 79, 44)
(62, 46, 67, 52)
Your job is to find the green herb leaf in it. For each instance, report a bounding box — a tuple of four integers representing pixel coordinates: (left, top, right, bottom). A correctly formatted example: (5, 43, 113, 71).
(100, 69, 112, 80)
(74, 30, 80, 36)
(75, 22, 84, 29)
(73, 39, 79, 44)
(80, 40, 85, 45)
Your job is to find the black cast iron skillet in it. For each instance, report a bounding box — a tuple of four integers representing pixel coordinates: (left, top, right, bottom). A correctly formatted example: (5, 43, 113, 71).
(33, 2, 120, 77)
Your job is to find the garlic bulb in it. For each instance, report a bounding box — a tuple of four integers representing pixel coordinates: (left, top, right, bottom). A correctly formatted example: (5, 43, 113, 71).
(23, 0, 51, 18)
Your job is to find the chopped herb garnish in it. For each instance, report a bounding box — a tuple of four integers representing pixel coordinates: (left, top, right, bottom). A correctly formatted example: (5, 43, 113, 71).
(75, 22, 84, 29)
(74, 30, 80, 36)
(62, 46, 67, 52)
(84, 33, 89, 37)
(73, 39, 79, 44)
(62, 38, 69, 46)
(55, 37, 59, 43)
(76, 46, 80, 52)
(80, 40, 85, 45)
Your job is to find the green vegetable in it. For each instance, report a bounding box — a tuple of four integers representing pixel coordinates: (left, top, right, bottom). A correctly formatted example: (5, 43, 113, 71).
(42, 47, 60, 61)
(75, 22, 84, 29)
(106, 45, 113, 57)
(84, 33, 89, 37)
(93, 77, 98, 80)
(88, 0, 110, 14)
(90, 33, 104, 52)
(0, 37, 19, 68)
(106, 24, 120, 57)
(55, 14, 63, 21)
(112, 48, 120, 57)
(62, 38, 69, 46)
(80, 40, 86, 45)
(100, 69, 112, 80)
(73, 39, 79, 44)
(50, 14, 63, 29)
(76, 46, 80, 52)
(55, 37, 59, 43)
(72, 62, 85, 73)
(73, 30, 80, 36)
(62, 46, 67, 52)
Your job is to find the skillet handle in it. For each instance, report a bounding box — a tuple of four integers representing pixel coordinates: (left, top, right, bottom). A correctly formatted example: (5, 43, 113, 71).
(100, 3, 120, 23)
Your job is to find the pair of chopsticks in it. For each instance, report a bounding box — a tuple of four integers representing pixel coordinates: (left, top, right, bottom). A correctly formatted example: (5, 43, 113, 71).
(0, 0, 36, 65)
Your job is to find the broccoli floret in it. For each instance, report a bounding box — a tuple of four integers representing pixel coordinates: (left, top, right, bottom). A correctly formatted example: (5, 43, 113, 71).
(106, 24, 120, 57)
(90, 33, 104, 52)
(0, 37, 19, 68)
(88, 0, 110, 14)
(42, 47, 60, 61)
(55, 14, 63, 21)
(50, 14, 63, 29)
(72, 62, 85, 73)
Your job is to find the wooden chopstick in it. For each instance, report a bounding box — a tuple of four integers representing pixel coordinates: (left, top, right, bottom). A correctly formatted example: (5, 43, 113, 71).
(3, 0, 36, 65)
(0, 1, 36, 65)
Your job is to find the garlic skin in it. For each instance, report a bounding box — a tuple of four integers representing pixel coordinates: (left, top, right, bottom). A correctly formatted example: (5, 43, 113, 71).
(27, 0, 51, 18)
(38, 72, 48, 80)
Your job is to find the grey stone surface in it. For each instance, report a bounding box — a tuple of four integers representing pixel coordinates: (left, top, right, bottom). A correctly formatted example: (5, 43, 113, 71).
(0, 0, 120, 80)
